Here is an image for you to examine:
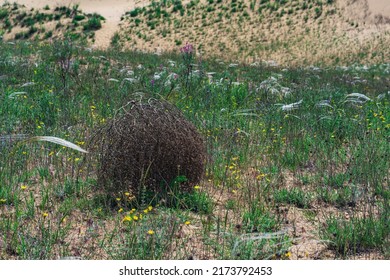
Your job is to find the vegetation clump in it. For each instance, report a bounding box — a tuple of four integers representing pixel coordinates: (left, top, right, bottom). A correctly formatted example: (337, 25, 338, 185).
(91, 98, 206, 197)
(83, 13, 104, 31)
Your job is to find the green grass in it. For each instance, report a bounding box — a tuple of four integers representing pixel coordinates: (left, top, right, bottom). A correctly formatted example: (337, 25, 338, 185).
(273, 188, 312, 209)
(0, 39, 389, 260)
(322, 214, 389, 257)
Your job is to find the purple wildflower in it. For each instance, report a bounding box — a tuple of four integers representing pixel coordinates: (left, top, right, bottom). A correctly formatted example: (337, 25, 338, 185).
(180, 42, 194, 54)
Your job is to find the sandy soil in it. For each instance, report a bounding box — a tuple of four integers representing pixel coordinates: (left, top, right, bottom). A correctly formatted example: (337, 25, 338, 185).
(367, 0, 390, 16)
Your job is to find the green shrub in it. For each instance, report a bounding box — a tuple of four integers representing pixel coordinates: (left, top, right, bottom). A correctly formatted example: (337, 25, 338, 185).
(128, 8, 140, 17)
(44, 30, 53, 39)
(4, 18, 11, 29)
(74, 14, 85, 21)
(314, 7, 322, 18)
(134, 18, 142, 26)
(21, 16, 36, 27)
(83, 13, 103, 31)
(0, 8, 8, 20)
(110, 32, 120, 46)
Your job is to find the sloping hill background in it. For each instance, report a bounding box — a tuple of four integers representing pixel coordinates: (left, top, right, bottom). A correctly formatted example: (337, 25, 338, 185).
(117, 0, 390, 65)
(1, 0, 389, 65)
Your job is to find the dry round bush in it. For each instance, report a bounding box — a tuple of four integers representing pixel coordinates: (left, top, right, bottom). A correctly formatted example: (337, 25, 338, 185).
(90, 98, 206, 197)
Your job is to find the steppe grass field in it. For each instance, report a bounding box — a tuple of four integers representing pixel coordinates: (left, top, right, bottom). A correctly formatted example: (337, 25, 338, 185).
(0, 39, 388, 260)
(0, 0, 389, 260)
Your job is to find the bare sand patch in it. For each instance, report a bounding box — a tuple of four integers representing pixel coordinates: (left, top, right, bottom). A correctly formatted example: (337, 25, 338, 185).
(2, 0, 142, 20)
(338, 0, 390, 24)
(367, 0, 390, 18)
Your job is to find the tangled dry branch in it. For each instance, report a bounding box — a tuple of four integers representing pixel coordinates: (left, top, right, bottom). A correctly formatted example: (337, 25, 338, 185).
(89, 98, 206, 197)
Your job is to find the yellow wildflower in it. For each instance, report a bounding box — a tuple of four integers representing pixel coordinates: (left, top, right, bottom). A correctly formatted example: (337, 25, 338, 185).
(20, 185, 28, 190)
(148, 230, 155, 235)
(42, 212, 48, 218)
(118, 208, 123, 213)
(184, 221, 191, 225)
(148, 206, 153, 211)
(122, 216, 132, 222)
(133, 215, 139, 221)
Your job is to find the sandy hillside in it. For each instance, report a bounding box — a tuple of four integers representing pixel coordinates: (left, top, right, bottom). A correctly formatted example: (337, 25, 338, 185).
(1, 0, 153, 47)
(7, 1, 390, 22)
(2, 0, 390, 64)
(4, 0, 390, 45)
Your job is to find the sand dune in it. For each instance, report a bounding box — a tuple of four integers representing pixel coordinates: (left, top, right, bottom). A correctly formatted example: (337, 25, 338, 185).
(2, 0, 390, 50)
(6, 0, 390, 19)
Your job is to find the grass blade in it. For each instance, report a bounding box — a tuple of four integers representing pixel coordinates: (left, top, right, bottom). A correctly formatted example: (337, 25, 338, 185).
(27, 136, 88, 153)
